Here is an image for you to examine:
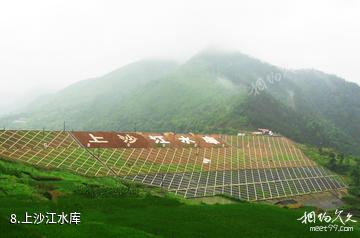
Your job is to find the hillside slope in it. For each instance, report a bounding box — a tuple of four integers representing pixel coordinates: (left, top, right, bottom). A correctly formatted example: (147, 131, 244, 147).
(1, 49, 360, 155)
(1, 158, 359, 238)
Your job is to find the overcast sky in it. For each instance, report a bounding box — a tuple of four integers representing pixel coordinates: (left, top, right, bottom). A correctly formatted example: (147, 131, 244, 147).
(0, 0, 359, 106)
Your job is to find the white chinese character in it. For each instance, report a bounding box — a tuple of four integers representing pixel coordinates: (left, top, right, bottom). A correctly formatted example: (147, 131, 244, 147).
(332, 210, 345, 225)
(178, 136, 195, 144)
(149, 136, 170, 144)
(248, 78, 267, 96)
(33, 213, 45, 224)
(57, 212, 69, 225)
(118, 134, 138, 147)
(344, 213, 357, 224)
(46, 212, 57, 224)
(297, 211, 316, 224)
(318, 212, 332, 223)
(21, 212, 33, 224)
(202, 136, 220, 145)
(89, 134, 108, 144)
(69, 212, 81, 224)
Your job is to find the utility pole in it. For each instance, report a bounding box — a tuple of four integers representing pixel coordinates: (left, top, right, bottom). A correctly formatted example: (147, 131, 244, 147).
(134, 122, 137, 132)
(63, 121, 66, 131)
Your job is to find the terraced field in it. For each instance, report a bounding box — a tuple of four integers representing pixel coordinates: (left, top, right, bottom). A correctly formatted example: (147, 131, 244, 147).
(0, 130, 346, 201)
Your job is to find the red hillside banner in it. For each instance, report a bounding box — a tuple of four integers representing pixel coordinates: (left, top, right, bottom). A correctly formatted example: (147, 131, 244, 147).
(71, 132, 226, 148)
(71, 132, 149, 148)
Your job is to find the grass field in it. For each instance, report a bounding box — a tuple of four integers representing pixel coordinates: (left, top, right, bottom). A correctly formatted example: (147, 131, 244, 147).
(0, 158, 358, 238)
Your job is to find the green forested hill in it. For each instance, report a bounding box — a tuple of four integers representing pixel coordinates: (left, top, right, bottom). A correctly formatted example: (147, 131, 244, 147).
(1, 49, 360, 155)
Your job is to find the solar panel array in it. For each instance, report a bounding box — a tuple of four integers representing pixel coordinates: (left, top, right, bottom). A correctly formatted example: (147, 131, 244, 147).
(0, 130, 346, 201)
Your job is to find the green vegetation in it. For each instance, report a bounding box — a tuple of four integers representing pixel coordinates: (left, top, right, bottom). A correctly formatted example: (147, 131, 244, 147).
(1, 157, 359, 237)
(2, 50, 360, 156)
(0, 158, 136, 197)
(301, 146, 360, 209)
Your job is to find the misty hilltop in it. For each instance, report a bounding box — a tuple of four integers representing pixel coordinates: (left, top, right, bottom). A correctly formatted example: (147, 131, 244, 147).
(1, 49, 360, 155)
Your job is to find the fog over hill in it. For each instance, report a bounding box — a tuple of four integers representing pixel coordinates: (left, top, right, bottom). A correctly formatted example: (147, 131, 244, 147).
(1, 49, 360, 155)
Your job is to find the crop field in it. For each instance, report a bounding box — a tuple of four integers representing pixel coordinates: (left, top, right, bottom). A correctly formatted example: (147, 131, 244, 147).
(0, 130, 346, 201)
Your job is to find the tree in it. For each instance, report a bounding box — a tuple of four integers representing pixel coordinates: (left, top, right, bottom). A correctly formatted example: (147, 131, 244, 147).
(338, 153, 345, 165)
(327, 152, 337, 171)
(351, 167, 360, 187)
